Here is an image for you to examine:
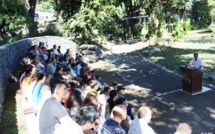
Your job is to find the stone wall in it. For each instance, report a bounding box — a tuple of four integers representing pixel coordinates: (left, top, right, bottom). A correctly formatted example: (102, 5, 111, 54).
(0, 36, 79, 124)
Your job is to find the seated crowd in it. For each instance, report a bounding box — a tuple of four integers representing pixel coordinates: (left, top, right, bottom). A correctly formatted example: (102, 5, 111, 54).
(19, 42, 192, 134)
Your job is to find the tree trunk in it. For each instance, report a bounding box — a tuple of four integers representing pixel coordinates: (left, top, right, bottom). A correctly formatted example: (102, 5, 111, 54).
(28, 0, 37, 19)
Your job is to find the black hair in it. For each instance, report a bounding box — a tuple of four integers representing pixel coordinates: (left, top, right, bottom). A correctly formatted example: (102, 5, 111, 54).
(49, 77, 67, 94)
(74, 105, 99, 126)
(81, 62, 85, 67)
(103, 87, 110, 93)
(53, 66, 63, 77)
(96, 75, 101, 79)
(67, 86, 83, 109)
(25, 64, 34, 76)
(28, 45, 36, 52)
(39, 42, 44, 48)
(50, 58, 55, 62)
(71, 63, 76, 69)
(30, 54, 37, 61)
(36, 73, 45, 82)
(107, 90, 118, 111)
(115, 97, 127, 105)
(86, 78, 92, 86)
(64, 67, 71, 72)
(194, 53, 198, 56)
(112, 82, 118, 86)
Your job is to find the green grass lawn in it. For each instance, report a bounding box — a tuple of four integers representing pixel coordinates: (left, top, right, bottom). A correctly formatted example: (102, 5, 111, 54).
(140, 31, 215, 81)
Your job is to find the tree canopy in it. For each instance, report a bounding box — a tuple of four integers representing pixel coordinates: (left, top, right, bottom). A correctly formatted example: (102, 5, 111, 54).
(0, 0, 29, 38)
(52, 0, 193, 40)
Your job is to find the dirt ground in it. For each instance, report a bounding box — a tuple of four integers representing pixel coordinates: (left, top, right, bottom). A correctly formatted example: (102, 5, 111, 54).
(91, 60, 214, 134)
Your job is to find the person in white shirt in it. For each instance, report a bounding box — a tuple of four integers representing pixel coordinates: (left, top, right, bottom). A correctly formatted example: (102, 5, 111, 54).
(189, 53, 203, 70)
(98, 87, 110, 116)
(128, 106, 155, 134)
(109, 82, 118, 91)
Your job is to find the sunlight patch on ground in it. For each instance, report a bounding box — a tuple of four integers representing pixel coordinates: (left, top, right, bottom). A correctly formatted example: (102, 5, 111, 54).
(207, 107, 215, 119)
(172, 43, 215, 50)
(170, 118, 179, 122)
(150, 57, 165, 62)
(16, 90, 28, 134)
(154, 121, 167, 127)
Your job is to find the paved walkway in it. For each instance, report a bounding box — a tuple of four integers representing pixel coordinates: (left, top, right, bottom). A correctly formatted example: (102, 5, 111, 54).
(103, 42, 215, 133)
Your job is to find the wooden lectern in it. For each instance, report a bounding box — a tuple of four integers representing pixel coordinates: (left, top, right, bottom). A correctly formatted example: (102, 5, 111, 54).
(180, 66, 203, 94)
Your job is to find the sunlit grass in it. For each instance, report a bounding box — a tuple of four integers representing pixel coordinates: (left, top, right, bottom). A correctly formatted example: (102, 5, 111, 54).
(140, 31, 215, 75)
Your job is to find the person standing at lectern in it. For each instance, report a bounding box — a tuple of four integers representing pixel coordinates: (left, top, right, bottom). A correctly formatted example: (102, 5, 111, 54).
(188, 53, 203, 71)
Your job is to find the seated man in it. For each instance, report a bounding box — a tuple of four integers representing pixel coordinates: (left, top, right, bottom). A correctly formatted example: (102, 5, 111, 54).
(102, 104, 127, 134)
(188, 53, 203, 70)
(54, 105, 99, 134)
(74, 105, 100, 133)
(39, 78, 72, 134)
(46, 58, 56, 77)
(117, 86, 134, 120)
(128, 106, 155, 134)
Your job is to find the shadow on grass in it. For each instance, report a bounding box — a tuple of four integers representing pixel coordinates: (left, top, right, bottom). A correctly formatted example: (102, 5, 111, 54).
(0, 83, 19, 134)
(181, 39, 215, 44)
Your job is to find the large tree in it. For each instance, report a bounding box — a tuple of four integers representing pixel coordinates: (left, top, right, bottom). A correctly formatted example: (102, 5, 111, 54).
(0, 0, 29, 38)
(52, 0, 192, 40)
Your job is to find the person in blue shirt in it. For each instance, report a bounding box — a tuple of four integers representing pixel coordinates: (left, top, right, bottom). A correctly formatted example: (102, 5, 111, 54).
(102, 104, 127, 134)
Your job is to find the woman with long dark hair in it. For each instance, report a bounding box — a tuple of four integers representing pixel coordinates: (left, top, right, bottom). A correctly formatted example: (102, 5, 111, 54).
(105, 90, 118, 119)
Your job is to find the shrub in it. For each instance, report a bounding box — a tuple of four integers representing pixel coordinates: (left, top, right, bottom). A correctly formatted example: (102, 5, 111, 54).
(171, 19, 190, 41)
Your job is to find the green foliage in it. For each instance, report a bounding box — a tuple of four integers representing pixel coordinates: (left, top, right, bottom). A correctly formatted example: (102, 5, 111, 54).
(39, 24, 60, 36)
(191, 21, 209, 30)
(62, 0, 122, 40)
(171, 19, 190, 41)
(0, 0, 29, 38)
(208, 0, 215, 25)
(133, 23, 145, 38)
(209, 23, 215, 35)
(40, 0, 56, 13)
(0, 32, 22, 46)
(143, 0, 191, 39)
(53, 0, 194, 41)
(191, 0, 212, 29)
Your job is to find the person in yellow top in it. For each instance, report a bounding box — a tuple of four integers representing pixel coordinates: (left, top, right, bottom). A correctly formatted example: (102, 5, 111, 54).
(22, 64, 37, 101)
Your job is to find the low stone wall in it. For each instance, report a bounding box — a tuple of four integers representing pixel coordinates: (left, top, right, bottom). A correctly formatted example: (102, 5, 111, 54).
(0, 36, 79, 124)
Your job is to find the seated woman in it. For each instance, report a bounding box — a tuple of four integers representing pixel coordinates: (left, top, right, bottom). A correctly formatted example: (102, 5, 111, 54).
(22, 64, 37, 109)
(32, 73, 47, 115)
(37, 74, 52, 117)
(19, 57, 31, 96)
(30, 54, 45, 73)
(46, 58, 56, 77)
(84, 92, 105, 134)
(82, 79, 99, 99)
(19, 57, 31, 78)
(53, 66, 71, 84)
(105, 90, 118, 119)
(38, 42, 48, 61)
(67, 87, 83, 118)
